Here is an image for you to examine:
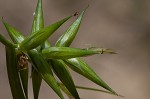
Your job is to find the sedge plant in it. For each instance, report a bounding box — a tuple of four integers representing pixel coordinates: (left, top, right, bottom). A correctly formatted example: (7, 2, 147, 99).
(0, 0, 120, 99)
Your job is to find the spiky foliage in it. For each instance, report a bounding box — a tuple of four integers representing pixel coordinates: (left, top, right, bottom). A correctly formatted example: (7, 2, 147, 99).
(0, 0, 119, 99)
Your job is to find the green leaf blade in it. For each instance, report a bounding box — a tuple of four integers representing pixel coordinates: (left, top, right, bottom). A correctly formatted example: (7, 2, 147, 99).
(76, 85, 122, 96)
(2, 21, 25, 43)
(31, 0, 44, 34)
(32, 69, 42, 99)
(55, 7, 87, 47)
(42, 47, 98, 59)
(64, 58, 117, 95)
(19, 16, 71, 51)
(58, 83, 75, 99)
(31, 0, 44, 98)
(3, 21, 29, 98)
(5, 46, 25, 99)
(2, 20, 64, 99)
(59, 83, 120, 98)
(28, 50, 64, 99)
(51, 59, 80, 99)
(0, 33, 15, 47)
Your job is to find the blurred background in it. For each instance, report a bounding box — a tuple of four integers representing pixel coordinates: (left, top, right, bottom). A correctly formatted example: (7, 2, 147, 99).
(0, 0, 150, 99)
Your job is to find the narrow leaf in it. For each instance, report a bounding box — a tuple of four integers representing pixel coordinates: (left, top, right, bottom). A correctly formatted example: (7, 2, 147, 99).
(19, 16, 71, 51)
(28, 49, 64, 99)
(64, 58, 118, 95)
(32, 69, 42, 99)
(58, 83, 120, 98)
(55, 6, 88, 47)
(42, 47, 98, 59)
(75, 86, 118, 96)
(2, 21, 64, 99)
(0, 33, 15, 47)
(76, 85, 123, 97)
(5, 46, 25, 99)
(2, 21, 24, 43)
(31, 0, 44, 98)
(51, 59, 80, 99)
(58, 83, 75, 99)
(31, 0, 44, 34)
(3, 21, 29, 98)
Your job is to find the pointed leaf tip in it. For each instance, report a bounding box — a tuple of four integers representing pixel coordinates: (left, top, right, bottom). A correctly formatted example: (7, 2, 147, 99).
(31, 0, 44, 98)
(0, 34, 15, 47)
(2, 20, 25, 43)
(31, 0, 44, 33)
(85, 47, 117, 54)
(19, 16, 71, 51)
(64, 58, 118, 95)
(42, 47, 98, 59)
(55, 8, 87, 47)
(51, 60, 80, 99)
